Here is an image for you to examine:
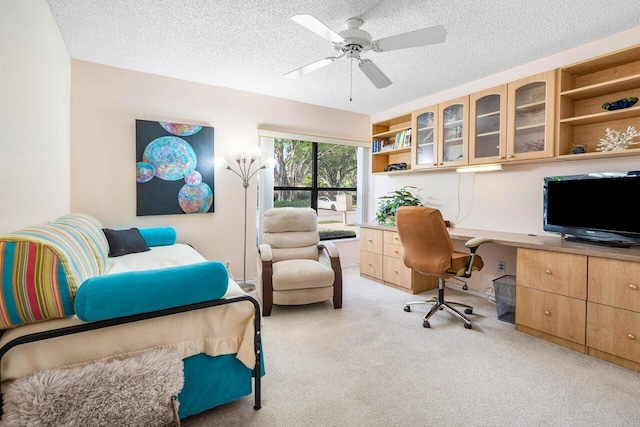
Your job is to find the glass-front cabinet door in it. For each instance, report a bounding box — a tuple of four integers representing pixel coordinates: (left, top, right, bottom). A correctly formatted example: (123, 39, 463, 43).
(437, 96, 469, 167)
(506, 70, 555, 161)
(411, 106, 438, 170)
(469, 86, 507, 165)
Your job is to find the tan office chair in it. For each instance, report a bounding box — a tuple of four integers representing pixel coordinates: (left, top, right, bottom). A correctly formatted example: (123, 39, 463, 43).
(396, 206, 489, 329)
(257, 207, 342, 316)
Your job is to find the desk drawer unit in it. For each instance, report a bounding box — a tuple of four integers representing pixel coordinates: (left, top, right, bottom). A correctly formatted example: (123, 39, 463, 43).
(588, 257, 640, 312)
(360, 228, 383, 281)
(516, 248, 587, 299)
(516, 286, 586, 345)
(587, 257, 640, 369)
(360, 228, 383, 254)
(587, 302, 640, 365)
(383, 256, 412, 289)
(360, 250, 382, 280)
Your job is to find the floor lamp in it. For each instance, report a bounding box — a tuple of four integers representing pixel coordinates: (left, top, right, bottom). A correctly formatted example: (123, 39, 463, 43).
(214, 148, 275, 292)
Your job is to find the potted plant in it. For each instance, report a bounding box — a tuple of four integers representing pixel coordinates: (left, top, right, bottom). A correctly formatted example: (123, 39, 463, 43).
(375, 186, 423, 225)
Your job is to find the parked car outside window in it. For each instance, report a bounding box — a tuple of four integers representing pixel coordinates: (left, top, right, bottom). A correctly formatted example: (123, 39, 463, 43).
(317, 196, 336, 210)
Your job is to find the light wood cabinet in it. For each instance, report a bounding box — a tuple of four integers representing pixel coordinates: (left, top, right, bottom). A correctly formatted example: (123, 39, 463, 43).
(359, 226, 438, 293)
(586, 257, 640, 370)
(557, 44, 640, 159)
(515, 248, 587, 349)
(371, 114, 412, 174)
(505, 70, 556, 161)
(359, 228, 383, 280)
(516, 248, 640, 371)
(411, 105, 439, 170)
(469, 86, 507, 165)
(437, 96, 469, 168)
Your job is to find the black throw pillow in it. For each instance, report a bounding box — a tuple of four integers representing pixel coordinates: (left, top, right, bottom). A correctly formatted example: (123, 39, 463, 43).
(102, 228, 151, 257)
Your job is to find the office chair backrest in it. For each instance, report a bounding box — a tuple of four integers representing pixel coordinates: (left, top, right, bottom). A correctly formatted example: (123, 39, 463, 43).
(262, 207, 320, 262)
(396, 206, 454, 278)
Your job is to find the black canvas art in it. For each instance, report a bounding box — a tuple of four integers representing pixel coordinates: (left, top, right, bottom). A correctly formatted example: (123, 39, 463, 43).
(136, 120, 214, 216)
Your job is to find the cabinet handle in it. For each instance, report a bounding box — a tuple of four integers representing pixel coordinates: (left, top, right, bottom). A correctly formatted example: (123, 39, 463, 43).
(498, 156, 505, 160)
(628, 334, 636, 340)
(630, 284, 638, 290)
(367, 239, 373, 242)
(394, 250, 399, 254)
(545, 269, 552, 274)
(507, 154, 514, 159)
(433, 163, 438, 166)
(544, 310, 550, 316)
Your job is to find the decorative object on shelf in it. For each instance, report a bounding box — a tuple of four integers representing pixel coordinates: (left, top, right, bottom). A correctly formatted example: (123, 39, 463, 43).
(596, 126, 640, 152)
(214, 149, 276, 292)
(383, 162, 407, 172)
(570, 143, 587, 154)
(601, 97, 638, 111)
(523, 139, 545, 152)
(375, 186, 422, 225)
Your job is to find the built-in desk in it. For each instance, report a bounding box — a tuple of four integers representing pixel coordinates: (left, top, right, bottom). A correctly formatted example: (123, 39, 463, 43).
(359, 224, 640, 372)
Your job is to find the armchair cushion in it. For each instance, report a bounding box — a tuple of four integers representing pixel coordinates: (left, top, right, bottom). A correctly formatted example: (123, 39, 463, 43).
(272, 259, 334, 291)
(74, 260, 228, 321)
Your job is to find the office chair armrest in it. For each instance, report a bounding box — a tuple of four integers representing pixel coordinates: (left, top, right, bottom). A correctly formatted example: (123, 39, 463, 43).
(465, 237, 492, 250)
(318, 242, 340, 258)
(258, 243, 273, 262)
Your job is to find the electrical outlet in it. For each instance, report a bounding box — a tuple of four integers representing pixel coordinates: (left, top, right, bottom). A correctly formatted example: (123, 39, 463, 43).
(498, 261, 506, 272)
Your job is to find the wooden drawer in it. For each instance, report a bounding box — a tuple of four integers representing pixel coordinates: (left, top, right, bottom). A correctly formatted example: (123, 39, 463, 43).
(587, 302, 640, 363)
(384, 231, 402, 246)
(383, 256, 412, 289)
(516, 248, 587, 299)
(588, 257, 640, 312)
(360, 228, 383, 254)
(516, 286, 586, 345)
(360, 250, 382, 280)
(383, 243, 404, 259)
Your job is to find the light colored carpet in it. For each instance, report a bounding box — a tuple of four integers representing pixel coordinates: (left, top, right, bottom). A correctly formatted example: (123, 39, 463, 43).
(183, 266, 639, 426)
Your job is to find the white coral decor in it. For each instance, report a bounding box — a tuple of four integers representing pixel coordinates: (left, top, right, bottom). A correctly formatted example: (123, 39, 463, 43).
(596, 126, 640, 151)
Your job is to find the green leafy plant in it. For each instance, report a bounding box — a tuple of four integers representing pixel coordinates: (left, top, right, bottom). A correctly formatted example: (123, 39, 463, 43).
(375, 186, 423, 225)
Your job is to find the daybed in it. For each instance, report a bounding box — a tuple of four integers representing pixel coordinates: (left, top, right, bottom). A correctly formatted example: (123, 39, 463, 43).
(0, 213, 262, 421)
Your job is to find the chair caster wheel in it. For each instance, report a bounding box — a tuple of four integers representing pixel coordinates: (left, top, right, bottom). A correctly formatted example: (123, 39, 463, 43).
(404, 305, 411, 312)
(464, 308, 473, 315)
(464, 323, 472, 329)
(423, 320, 431, 328)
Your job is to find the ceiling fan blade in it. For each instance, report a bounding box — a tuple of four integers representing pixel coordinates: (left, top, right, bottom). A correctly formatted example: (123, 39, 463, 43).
(358, 59, 392, 88)
(284, 57, 336, 79)
(291, 14, 345, 44)
(373, 25, 447, 52)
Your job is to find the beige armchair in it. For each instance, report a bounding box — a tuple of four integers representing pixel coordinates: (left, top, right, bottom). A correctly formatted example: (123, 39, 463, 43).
(257, 207, 342, 316)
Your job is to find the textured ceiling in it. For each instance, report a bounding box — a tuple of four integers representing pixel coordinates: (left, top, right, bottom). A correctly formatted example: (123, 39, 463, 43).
(46, 0, 640, 115)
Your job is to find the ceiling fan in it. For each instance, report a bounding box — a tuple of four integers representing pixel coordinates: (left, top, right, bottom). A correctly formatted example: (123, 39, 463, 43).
(284, 14, 447, 89)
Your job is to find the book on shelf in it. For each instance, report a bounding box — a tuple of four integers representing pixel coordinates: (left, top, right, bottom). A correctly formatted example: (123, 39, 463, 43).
(404, 129, 412, 147)
(394, 130, 407, 149)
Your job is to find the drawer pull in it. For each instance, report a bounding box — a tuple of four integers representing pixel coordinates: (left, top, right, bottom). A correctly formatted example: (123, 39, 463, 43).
(367, 239, 373, 242)
(628, 334, 636, 340)
(394, 250, 399, 254)
(544, 310, 550, 316)
(630, 284, 638, 290)
(545, 269, 552, 274)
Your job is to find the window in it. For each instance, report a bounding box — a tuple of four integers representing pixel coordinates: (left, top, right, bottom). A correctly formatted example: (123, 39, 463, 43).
(272, 138, 358, 240)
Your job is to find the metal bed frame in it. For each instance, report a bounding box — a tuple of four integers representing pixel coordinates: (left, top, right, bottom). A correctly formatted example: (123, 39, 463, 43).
(0, 295, 262, 418)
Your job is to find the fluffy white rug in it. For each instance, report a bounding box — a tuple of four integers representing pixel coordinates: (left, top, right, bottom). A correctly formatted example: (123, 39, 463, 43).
(2, 348, 184, 427)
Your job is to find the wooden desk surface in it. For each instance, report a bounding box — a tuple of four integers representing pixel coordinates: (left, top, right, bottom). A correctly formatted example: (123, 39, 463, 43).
(359, 223, 640, 263)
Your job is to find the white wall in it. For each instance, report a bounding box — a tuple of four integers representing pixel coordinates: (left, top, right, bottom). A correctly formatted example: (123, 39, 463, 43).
(0, 0, 70, 233)
(70, 60, 370, 281)
(370, 26, 640, 293)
